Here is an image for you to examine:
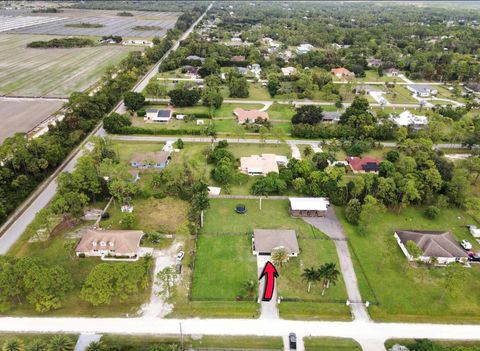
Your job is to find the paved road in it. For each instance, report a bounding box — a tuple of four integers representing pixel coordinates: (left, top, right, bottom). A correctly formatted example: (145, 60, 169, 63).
(0, 3, 213, 254)
(0, 317, 479, 349)
(110, 135, 467, 150)
(303, 208, 370, 322)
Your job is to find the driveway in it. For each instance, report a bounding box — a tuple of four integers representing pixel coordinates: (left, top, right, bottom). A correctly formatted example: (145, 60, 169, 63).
(140, 241, 183, 318)
(302, 208, 370, 322)
(257, 255, 279, 319)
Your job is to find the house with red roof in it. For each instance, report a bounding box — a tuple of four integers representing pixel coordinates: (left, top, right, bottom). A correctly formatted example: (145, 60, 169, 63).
(346, 156, 380, 174)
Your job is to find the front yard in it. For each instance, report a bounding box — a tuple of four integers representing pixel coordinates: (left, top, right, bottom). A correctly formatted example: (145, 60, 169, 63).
(338, 206, 480, 323)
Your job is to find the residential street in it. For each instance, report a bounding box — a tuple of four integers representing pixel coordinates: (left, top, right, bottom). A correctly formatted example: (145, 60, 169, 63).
(0, 317, 479, 349)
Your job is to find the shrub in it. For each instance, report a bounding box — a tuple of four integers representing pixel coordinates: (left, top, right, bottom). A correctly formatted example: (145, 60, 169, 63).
(345, 199, 362, 225)
(424, 206, 440, 219)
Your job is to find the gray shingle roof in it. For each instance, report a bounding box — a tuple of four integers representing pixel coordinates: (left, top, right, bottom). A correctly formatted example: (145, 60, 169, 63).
(254, 229, 299, 254)
(396, 230, 467, 258)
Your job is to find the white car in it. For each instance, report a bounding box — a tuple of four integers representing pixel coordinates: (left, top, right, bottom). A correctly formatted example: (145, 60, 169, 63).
(176, 251, 185, 261)
(460, 240, 473, 251)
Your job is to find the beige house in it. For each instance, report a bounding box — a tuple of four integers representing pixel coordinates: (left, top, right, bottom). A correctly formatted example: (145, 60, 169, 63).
(281, 66, 297, 76)
(234, 108, 269, 124)
(75, 229, 144, 258)
(239, 154, 281, 175)
(252, 229, 299, 256)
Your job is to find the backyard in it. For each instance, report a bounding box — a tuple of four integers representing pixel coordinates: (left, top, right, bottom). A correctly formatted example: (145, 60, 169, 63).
(338, 206, 480, 323)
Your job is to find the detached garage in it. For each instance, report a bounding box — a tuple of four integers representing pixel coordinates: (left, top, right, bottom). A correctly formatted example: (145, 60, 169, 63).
(289, 197, 330, 217)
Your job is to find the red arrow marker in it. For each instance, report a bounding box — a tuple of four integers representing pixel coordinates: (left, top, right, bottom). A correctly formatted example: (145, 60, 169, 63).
(259, 261, 278, 301)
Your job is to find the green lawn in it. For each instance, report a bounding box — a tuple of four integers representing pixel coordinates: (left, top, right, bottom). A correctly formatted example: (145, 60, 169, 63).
(385, 85, 419, 104)
(353, 70, 399, 83)
(385, 339, 480, 350)
(192, 234, 257, 300)
(304, 337, 361, 351)
(267, 103, 296, 121)
(111, 140, 164, 163)
(101, 334, 283, 350)
(337, 206, 480, 323)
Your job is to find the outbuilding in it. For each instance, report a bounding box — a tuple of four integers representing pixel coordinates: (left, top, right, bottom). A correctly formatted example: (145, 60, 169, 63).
(289, 197, 330, 217)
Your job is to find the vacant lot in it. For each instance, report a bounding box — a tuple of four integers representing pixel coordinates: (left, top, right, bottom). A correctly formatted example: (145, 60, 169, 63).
(2, 8, 179, 38)
(304, 337, 361, 351)
(0, 34, 138, 96)
(0, 98, 63, 143)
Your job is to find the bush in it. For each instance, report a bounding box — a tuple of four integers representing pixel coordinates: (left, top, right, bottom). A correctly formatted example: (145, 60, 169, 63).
(424, 206, 440, 219)
(27, 37, 95, 48)
(103, 113, 132, 133)
(137, 108, 146, 117)
(175, 138, 184, 149)
(345, 199, 362, 225)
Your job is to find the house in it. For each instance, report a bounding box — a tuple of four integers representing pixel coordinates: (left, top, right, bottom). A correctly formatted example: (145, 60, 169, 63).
(144, 109, 172, 123)
(464, 83, 480, 95)
(281, 66, 297, 76)
(249, 63, 262, 78)
(185, 55, 205, 64)
(122, 40, 153, 47)
(130, 151, 170, 169)
(252, 229, 299, 256)
(296, 43, 313, 55)
(407, 84, 438, 97)
(239, 154, 282, 175)
(75, 229, 144, 258)
(384, 68, 400, 77)
(236, 67, 249, 75)
(332, 43, 351, 50)
(289, 197, 330, 217)
(234, 108, 269, 124)
(346, 156, 380, 173)
(322, 111, 342, 123)
(390, 110, 428, 129)
(367, 58, 383, 68)
(394, 230, 468, 265)
(231, 55, 246, 62)
(331, 67, 355, 79)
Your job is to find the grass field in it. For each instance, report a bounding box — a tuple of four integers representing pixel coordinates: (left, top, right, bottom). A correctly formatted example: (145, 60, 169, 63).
(385, 85, 419, 104)
(304, 337, 361, 351)
(0, 34, 138, 96)
(337, 206, 480, 323)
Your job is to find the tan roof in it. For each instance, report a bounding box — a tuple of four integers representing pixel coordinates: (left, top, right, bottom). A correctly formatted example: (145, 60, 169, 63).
(396, 230, 468, 258)
(131, 151, 169, 165)
(240, 154, 279, 175)
(76, 229, 143, 255)
(331, 67, 353, 76)
(254, 229, 299, 254)
(234, 108, 269, 124)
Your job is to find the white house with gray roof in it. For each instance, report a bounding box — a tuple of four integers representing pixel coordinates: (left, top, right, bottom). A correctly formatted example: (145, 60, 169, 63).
(407, 84, 438, 97)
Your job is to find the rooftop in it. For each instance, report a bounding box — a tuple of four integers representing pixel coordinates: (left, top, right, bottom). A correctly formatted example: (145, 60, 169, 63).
(234, 108, 269, 124)
(131, 151, 170, 164)
(75, 229, 144, 255)
(395, 230, 468, 258)
(240, 154, 279, 174)
(253, 229, 299, 255)
(289, 197, 330, 211)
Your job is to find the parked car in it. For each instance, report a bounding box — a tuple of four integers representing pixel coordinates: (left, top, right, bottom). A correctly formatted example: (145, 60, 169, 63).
(460, 240, 473, 250)
(289, 333, 297, 350)
(468, 255, 480, 262)
(176, 251, 185, 261)
(175, 263, 182, 273)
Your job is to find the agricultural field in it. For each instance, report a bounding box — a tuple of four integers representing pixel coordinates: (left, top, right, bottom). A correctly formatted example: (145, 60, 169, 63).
(1, 8, 179, 38)
(0, 34, 138, 96)
(0, 98, 63, 143)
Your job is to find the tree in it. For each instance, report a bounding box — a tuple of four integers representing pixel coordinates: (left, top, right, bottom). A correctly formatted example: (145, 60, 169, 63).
(27, 340, 47, 351)
(103, 112, 131, 133)
(241, 280, 257, 299)
(359, 195, 385, 235)
(174, 138, 184, 149)
(406, 240, 423, 261)
(85, 342, 103, 351)
(424, 206, 440, 219)
(80, 264, 115, 306)
(123, 92, 145, 111)
(267, 77, 280, 97)
(156, 266, 178, 299)
(228, 76, 249, 98)
(312, 152, 332, 171)
(168, 88, 201, 107)
(318, 263, 339, 295)
(345, 199, 362, 225)
(51, 191, 89, 219)
(271, 247, 289, 268)
(144, 81, 167, 98)
(202, 85, 223, 110)
(463, 156, 480, 185)
(3, 339, 24, 351)
(301, 267, 320, 293)
(120, 212, 137, 229)
(47, 336, 74, 351)
(291, 105, 324, 125)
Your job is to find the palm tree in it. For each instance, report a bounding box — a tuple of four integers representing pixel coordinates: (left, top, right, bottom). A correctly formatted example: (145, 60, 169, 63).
(242, 280, 257, 299)
(27, 340, 47, 351)
(47, 336, 74, 351)
(301, 267, 320, 293)
(271, 247, 289, 268)
(3, 339, 24, 351)
(86, 341, 103, 351)
(318, 263, 340, 296)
